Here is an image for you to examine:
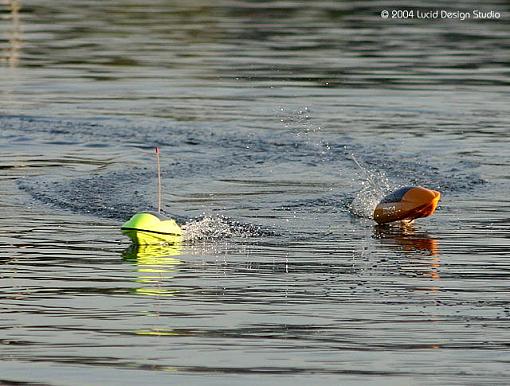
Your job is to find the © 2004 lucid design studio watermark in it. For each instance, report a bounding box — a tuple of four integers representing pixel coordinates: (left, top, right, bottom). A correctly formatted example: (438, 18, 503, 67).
(380, 9, 502, 20)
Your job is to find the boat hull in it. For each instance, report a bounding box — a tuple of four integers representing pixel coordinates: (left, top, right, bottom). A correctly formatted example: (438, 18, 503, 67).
(121, 228, 182, 245)
(374, 186, 440, 224)
(121, 212, 182, 245)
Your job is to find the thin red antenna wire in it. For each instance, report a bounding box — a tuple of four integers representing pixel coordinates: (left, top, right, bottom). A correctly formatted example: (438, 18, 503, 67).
(155, 147, 161, 213)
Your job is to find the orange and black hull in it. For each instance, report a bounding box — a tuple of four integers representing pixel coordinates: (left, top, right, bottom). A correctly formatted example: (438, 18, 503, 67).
(374, 186, 440, 224)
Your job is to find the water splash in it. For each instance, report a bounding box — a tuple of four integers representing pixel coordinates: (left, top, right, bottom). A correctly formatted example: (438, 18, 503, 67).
(182, 215, 266, 242)
(348, 155, 394, 219)
(278, 106, 331, 157)
(182, 216, 233, 242)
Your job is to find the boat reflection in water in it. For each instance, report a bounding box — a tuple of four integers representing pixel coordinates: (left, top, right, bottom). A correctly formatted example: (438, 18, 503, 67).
(374, 224, 441, 281)
(121, 237, 196, 339)
(122, 237, 183, 297)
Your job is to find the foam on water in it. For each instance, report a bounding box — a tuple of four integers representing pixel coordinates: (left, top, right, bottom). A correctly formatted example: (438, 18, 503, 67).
(182, 216, 233, 242)
(182, 215, 266, 242)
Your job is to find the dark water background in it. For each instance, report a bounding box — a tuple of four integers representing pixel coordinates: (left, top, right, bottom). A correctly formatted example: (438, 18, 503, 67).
(1, 1, 509, 385)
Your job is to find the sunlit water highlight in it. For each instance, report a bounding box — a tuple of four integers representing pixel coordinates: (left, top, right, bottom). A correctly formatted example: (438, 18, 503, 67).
(1, 1, 509, 385)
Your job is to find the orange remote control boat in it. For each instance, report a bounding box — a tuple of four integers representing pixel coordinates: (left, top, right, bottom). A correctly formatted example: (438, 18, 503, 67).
(374, 186, 441, 224)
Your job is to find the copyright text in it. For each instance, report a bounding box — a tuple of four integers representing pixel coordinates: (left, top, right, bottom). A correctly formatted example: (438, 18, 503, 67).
(380, 9, 502, 21)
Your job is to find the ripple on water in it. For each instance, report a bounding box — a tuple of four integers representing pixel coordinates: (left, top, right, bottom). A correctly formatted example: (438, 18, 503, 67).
(1, 0, 509, 384)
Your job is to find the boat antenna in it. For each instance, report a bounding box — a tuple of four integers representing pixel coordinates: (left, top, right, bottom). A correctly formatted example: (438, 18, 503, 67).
(156, 147, 162, 213)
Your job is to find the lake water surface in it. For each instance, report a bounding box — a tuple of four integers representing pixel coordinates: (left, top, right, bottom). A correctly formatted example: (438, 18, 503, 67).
(1, 1, 509, 385)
